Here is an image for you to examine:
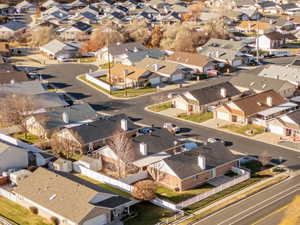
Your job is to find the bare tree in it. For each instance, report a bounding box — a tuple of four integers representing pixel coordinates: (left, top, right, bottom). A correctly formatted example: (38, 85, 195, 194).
(259, 151, 272, 167)
(50, 130, 83, 159)
(0, 94, 35, 132)
(106, 129, 136, 178)
(132, 180, 156, 200)
(148, 162, 165, 182)
(29, 26, 56, 47)
(124, 19, 150, 45)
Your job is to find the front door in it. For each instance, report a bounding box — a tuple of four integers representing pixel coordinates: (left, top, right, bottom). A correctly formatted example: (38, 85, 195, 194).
(232, 115, 237, 122)
(188, 104, 193, 112)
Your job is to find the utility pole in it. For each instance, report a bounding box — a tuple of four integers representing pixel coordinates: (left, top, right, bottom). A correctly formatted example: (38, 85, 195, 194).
(256, 8, 259, 63)
(123, 70, 127, 97)
(106, 27, 112, 95)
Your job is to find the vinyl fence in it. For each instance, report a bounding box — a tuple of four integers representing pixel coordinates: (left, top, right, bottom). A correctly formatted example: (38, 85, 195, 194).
(0, 188, 17, 202)
(176, 168, 250, 209)
(85, 74, 112, 91)
(120, 171, 149, 184)
(73, 162, 133, 193)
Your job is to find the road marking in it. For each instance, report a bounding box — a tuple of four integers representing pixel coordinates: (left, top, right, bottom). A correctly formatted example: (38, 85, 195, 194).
(216, 184, 300, 225)
(226, 187, 300, 225)
(251, 205, 288, 225)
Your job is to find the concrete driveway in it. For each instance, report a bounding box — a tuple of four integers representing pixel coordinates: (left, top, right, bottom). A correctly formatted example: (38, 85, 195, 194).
(159, 108, 185, 117)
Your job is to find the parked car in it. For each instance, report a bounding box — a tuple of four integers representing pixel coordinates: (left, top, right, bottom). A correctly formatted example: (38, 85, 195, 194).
(207, 138, 233, 146)
(163, 123, 180, 134)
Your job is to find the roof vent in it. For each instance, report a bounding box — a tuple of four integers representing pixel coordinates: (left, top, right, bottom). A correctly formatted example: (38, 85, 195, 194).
(266, 96, 272, 107)
(140, 142, 147, 156)
(49, 194, 56, 201)
(10, 79, 15, 84)
(257, 102, 262, 106)
(121, 119, 128, 131)
(220, 88, 226, 98)
(198, 155, 206, 170)
(62, 112, 69, 124)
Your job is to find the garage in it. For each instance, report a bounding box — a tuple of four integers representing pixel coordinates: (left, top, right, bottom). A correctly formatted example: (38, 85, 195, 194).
(174, 97, 187, 111)
(232, 59, 243, 67)
(268, 124, 285, 136)
(171, 73, 183, 81)
(217, 111, 230, 121)
(83, 214, 108, 225)
(149, 77, 161, 86)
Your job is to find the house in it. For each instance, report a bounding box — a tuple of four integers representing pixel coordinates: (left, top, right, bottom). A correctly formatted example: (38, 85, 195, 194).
(279, 3, 300, 15)
(42, 0, 60, 9)
(60, 22, 92, 41)
(236, 7, 262, 21)
(135, 57, 186, 82)
(13, 167, 133, 225)
(97, 42, 147, 64)
(98, 127, 181, 171)
(214, 90, 286, 124)
(236, 21, 272, 34)
(172, 82, 242, 113)
(0, 21, 26, 41)
(197, 38, 246, 67)
(77, 155, 102, 171)
(230, 73, 297, 97)
(258, 65, 300, 86)
(54, 114, 140, 153)
(267, 109, 300, 140)
(121, 48, 166, 65)
(0, 142, 28, 173)
(0, 69, 29, 84)
(40, 39, 80, 59)
(255, 1, 279, 14)
(166, 51, 216, 74)
(147, 142, 239, 191)
(108, 63, 162, 87)
(15, 0, 36, 13)
(0, 80, 47, 95)
(25, 103, 100, 139)
(256, 31, 286, 50)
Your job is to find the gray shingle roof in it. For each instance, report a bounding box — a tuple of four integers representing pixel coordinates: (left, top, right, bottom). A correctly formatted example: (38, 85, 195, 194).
(163, 142, 238, 179)
(1, 21, 26, 31)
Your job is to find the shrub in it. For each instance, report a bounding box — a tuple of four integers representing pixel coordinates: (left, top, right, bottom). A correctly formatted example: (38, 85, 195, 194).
(29, 206, 38, 214)
(242, 160, 262, 174)
(132, 180, 156, 201)
(143, 81, 152, 88)
(50, 217, 60, 225)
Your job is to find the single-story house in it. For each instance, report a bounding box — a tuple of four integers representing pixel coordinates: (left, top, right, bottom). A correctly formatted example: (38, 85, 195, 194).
(135, 57, 187, 82)
(230, 73, 297, 97)
(40, 39, 80, 59)
(268, 109, 300, 140)
(121, 48, 166, 66)
(214, 90, 286, 124)
(256, 31, 286, 50)
(108, 63, 162, 87)
(258, 65, 300, 86)
(172, 82, 242, 113)
(25, 103, 100, 139)
(148, 142, 239, 191)
(166, 51, 216, 74)
(0, 21, 26, 41)
(15, 0, 36, 13)
(54, 114, 140, 153)
(236, 21, 272, 34)
(13, 167, 134, 225)
(0, 142, 28, 173)
(60, 21, 92, 41)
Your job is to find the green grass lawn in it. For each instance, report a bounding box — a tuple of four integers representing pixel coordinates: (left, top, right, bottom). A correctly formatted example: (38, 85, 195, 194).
(125, 202, 175, 225)
(221, 124, 265, 136)
(100, 63, 114, 69)
(177, 112, 213, 123)
(184, 176, 265, 213)
(13, 132, 41, 144)
(74, 173, 131, 198)
(0, 197, 51, 225)
(148, 102, 172, 112)
(78, 75, 156, 98)
(155, 183, 214, 203)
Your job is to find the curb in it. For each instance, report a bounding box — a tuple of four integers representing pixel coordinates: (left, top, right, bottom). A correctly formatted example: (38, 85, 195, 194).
(145, 106, 300, 154)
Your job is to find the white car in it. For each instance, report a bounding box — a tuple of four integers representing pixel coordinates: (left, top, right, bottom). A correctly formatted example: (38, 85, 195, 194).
(163, 123, 180, 133)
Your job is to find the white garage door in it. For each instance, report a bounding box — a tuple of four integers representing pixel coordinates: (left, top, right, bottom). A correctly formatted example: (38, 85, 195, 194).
(83, 214, 107, 225)
(217, 111, 230, 121)
(232, 60, 242, 67)
(174, 99, 187, 111)
(171, 74, 183, 81)
(268, 124, 285, 136)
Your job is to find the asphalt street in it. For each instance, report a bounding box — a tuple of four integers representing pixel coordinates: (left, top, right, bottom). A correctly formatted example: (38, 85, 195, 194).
(192, 175, 300, 225)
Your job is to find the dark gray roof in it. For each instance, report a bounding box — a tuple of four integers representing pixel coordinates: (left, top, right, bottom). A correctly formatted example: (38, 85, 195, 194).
(34, 103, 99, 131)
(126, 48, 166, 63)
(163, 142, 238, 179)
(287, 110, 300, 126)
(2, 21, 26, 31)
(72, 21, 91, 32)
(257, 1, 276, 8)
(92, 196, 130, 208)
(188, 82, 241, 105)
(69, 114, 139, 144)
(132, 127, 179, 161)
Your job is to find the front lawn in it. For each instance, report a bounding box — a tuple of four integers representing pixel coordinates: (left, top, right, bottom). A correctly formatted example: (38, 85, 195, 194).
(0, 197, 51, 225)
(78, 75, 156, 98)
(177, 112, 213, 124)
(13, 132, 41, 144)
(156, 183, 214, 203)
(221, 124, 265, 136)
(125, 202, 175, 225)
(74, 173, 131, 198)
(148, 102, 172, 112)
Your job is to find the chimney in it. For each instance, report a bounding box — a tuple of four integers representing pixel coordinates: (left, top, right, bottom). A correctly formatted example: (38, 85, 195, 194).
(220, 88, 226, 98)
(154, 64, 159, 71)
(198, 155, 206, 170)
(133, 47, 138, 52)
(121, 119, 128, 131)
(62, 112, 69, 124)
(140, 142, 147, 156)
(266, 96, 272, 107)
(116, 42, 121, 45)
(10, 79, 15, 84)
(216, 50, 220, 58)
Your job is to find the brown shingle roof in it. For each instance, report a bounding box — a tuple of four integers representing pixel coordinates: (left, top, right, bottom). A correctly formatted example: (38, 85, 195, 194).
(110, 63, 148, 81)
(166, 51, 211, 68)
(231, 90, 285, 116)
(0, 71, 29, 84)
(263, 31, 285, 40)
